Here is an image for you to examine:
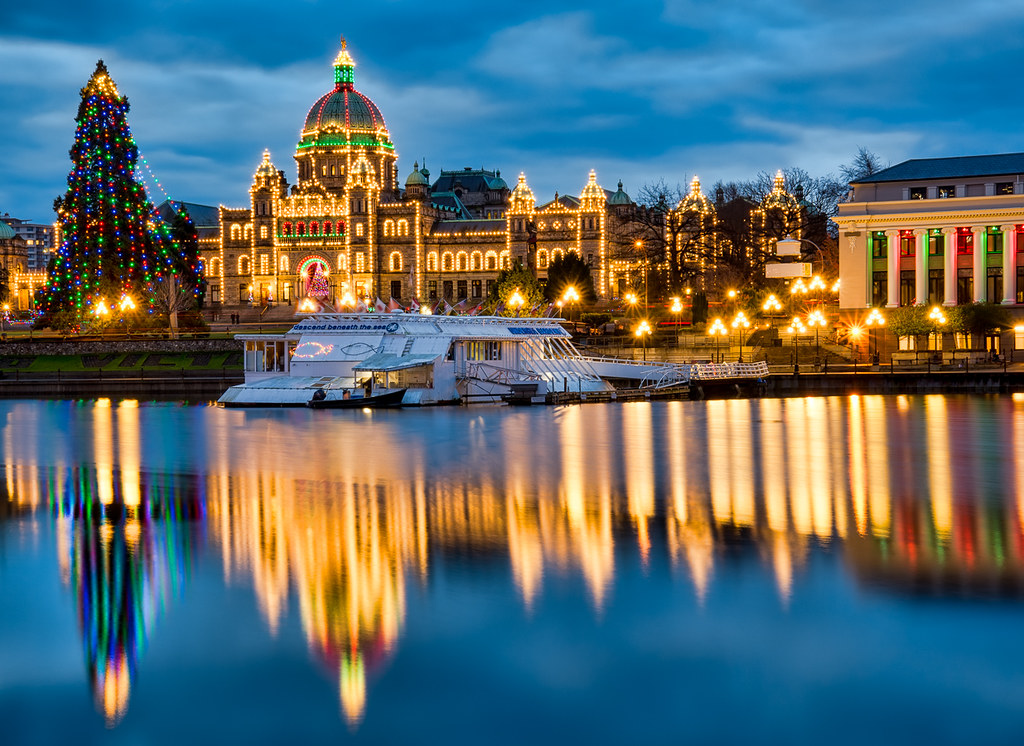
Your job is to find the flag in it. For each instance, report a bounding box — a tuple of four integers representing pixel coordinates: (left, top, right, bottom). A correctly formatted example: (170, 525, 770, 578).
(355, 299, 368, 313)
(442, 299, 454, 315)
(494, 302, 505, 316)
(452, 298, 468, 314)
(387, 297, 403, 312)
(374, 297, 387, 313)
(432, 297, 445, 315)
(410, 297, 421, 313)
(542, 303, 555, 317)
(468, 301, 485, 316)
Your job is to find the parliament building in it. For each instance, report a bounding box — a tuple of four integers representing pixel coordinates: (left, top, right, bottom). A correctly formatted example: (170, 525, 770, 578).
(201, 40, 643, 308)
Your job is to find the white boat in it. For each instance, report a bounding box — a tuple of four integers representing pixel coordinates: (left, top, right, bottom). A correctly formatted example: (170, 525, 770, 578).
(218, 312, 697, 407)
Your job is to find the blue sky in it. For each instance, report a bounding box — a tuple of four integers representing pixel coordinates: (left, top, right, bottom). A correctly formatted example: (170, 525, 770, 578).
(2, 1, 1024, 223)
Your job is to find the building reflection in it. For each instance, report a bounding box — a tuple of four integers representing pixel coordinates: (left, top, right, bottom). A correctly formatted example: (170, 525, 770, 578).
(3, 396, 1024, 725)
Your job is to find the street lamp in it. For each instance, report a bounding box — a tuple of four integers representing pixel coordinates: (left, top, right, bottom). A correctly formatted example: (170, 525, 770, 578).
(708, 317, 728, 363)
(865, 308, 885, 364)
(508, 288, 525, 317)
(635, 319, 652, 361)
(625, 292, 638, 318)
(634, 239, 648, 311)
(731, 311, 750, 363)
(806, 309, 827, 365)
(562, 286, 580, 322)
(928, 305, 946, 359)
(762, 293, 782, 331)
(670, 296, 683, 346)
(787, 316, 806, 372)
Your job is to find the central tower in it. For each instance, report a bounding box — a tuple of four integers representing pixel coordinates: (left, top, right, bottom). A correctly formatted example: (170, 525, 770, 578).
(294, 38, 397, 197)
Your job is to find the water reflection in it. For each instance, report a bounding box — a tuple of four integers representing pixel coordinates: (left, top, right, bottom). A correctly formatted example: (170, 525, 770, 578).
(3, 395, 1024, 727)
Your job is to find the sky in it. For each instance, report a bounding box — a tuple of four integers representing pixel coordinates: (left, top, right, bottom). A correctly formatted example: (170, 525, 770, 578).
(3, 0, 1024, 223)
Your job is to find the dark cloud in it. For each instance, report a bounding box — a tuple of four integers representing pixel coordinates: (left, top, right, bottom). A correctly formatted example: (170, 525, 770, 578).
(3, 1, 1024, 219)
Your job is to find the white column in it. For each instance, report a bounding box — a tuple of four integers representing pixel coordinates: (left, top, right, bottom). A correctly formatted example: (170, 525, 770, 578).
(972, 226, 987, 303)
(914, 229, 928, 305)
(1002, 224, 1017, 304)
(942, 227, 957, 306)
(886, 229, 900, 307)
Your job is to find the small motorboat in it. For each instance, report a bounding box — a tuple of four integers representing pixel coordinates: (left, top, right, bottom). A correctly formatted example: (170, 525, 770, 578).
(307, 387, 407, 409)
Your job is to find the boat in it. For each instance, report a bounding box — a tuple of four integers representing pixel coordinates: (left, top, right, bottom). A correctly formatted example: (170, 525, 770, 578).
(307, 386, 407, 409)
(218, 311, 764, 407)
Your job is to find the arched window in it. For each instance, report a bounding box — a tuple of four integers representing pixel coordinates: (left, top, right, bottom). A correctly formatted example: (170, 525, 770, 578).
(238, 255, 250, 274)
(499, 250, 511, 270)
(389, 251, 403, 272)
(230, 224, 241, 241)
(355, 223, 364, 237)
(442, 252, 454, 271)
(383, 219, 395, 237)
(324, 221, 333, 235)
(471, 251, 483, 271)
(456, 252, 469, 271)
(337, 253, 347, 271)
(397, 219, 409, 237)
(310, 222, 319, 235)
(260, 225, 268, 239)
(485, 252, 498, 271)
(537, 249, 549, 269)
(427, 252, 438, 272)
(297, 222, 306, 236)
(244, 225, 253, 240)
(209, 257, 221, 276)
(280, 254, 289, 272)
(283, 222, 292, 236)
(552, 248, 564, 262)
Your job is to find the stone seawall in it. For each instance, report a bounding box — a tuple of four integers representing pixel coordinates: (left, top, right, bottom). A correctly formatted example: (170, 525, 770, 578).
(0, 338, 242, 356)
(767, 370, 1024, 397)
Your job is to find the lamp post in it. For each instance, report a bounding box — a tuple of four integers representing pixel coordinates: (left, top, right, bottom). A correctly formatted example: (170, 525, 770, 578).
(865, 308, 885, 365)
(634, 239, 648, 313)
(928, 305, 946, 361)
(806, 309, 827, 365)
(708, 317, 728, 363)
(562, 286, 580, 322)
(508, 288, 525, 317)
(670, 296, 683, 347)
(635, 319, 652, 361)
(786, 316, 806, 373)
(625, 292, 638, 319)
(762, 294, 782, 328)
(731, 311, 750, 363)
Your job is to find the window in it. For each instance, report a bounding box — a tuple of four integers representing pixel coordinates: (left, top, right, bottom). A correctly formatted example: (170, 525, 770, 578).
(471, 252, 483, 271)
(997, 182, 1015, 195)
(898, 336, 916, 351)
(239, 255, 250, 274)
(230, 224, 242, 241)
(928, 269, 943, 305)
(988, 229, 1003, 253)
(900, 233, 914, 257)
(500, 251, 511, 269)
(355, 252, 366, 272)
(259, 254, 268, 275)
(956, 228, 973, 255)
(486, 279, 496, 298)
(283, 222, 292, 236)
(900, 270, 914, 306)
(457, 280, 467, 300)
(310, 222, 319, 235)
(239, 284, 248, 301)
(928, 231, 944, 256)
(210, 257, 221, 276)
(871, 232, 887, 258)
(456, 252, 468, 271)
(872, 271, 887, 306)
(910, 187, 927, 200)
(1016, 326, 1024, 350)
(988, 267, 1003, 303)
(297, 222, 306, 236)
(390, 280, 402, 301)
(937, 185, 955, 198)
(355, 223, 364, 238)
(389, 251, 402, 272)
(383, 219, 394, 237)
(397, 219, 409, 237)
(337, 253, 347, 271)
(442, 252, 454, 271)
(428, 280, 437, 300)
(537, 249, 549, 269)
(443, 280, 453, 299)
(283, 283, 291, 302)
(957, 268, 973, 304)
(324, 221, 332, 235)
(485, 253, 498, 271)
(472, 279, 482, 299)
(211, 284, 220, 303)
(280, 255, 289, 272)
(427, 252, 438, 272)
(260, 225, 268, 239)
(467, 341, 502, 361)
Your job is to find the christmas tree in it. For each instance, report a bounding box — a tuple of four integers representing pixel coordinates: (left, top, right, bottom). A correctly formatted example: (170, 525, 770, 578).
(41, 60, 195, 318)
(308, 263, 329, 297)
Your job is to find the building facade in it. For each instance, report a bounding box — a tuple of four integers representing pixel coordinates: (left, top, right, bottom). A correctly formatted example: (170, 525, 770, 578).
(835, 154, 1024, 313)
(202, 40, 644, 308)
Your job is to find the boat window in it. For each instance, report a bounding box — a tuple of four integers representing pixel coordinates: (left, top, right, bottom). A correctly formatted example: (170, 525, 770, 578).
(446, 342, 456, 361)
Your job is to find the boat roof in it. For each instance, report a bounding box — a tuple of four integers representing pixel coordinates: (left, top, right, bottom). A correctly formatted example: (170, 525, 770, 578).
(286, 312, 572, 340)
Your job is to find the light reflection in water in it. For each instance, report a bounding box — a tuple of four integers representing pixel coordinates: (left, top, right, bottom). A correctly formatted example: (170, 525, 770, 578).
(3, 397, 1024, 727)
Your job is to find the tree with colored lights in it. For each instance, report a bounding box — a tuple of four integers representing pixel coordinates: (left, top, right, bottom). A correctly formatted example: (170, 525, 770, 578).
(308, 263, 329, 297)
(40, 60, 195, 323)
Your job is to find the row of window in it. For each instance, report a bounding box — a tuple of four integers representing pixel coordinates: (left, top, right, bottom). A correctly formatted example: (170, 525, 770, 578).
(872, 266, 1019, 306)
(229, 224, 270, 241)
(281, 221, 346, 237)
(908, 183, 1016, 200)
(871, 227, 1020, 258)
(427, 279, 491, 301)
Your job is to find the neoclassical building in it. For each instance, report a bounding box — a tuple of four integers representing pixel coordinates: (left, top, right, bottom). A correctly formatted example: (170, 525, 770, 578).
(836, 153, 1024, 312)
(202, 40, 643, 308)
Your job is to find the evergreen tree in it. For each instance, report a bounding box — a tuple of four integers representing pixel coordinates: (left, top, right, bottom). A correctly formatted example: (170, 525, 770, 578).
(40, 60, 182, 318)
(544, 252, 596, 303)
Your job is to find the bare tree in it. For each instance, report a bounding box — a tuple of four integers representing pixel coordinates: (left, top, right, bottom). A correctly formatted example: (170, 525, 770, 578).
(149, 272, 195, 339)
(840, 147, 887, 184)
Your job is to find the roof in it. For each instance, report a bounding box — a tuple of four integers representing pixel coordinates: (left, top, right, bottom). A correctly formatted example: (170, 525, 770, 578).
(854, 152, 1024, 184)
(538, 194, 580, 211)
(353, 353, 438, 372)
(0, 221, 15, 240)
(155, 200, 220, 228)
(429, 194, 474, 218)
(431, 168, 508, 194)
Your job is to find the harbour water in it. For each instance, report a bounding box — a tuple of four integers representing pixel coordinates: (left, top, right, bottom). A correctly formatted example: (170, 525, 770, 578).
(2, 395, 1024, 744)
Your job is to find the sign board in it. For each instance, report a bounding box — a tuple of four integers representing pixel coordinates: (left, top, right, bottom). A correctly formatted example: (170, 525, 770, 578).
(765, 262, 812, 278)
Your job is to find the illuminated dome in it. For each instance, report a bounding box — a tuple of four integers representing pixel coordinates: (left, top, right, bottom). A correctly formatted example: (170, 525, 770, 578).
(0, 221, 14, 241)
(298, 39, 393, 151)
(677, 176, 714, 214)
